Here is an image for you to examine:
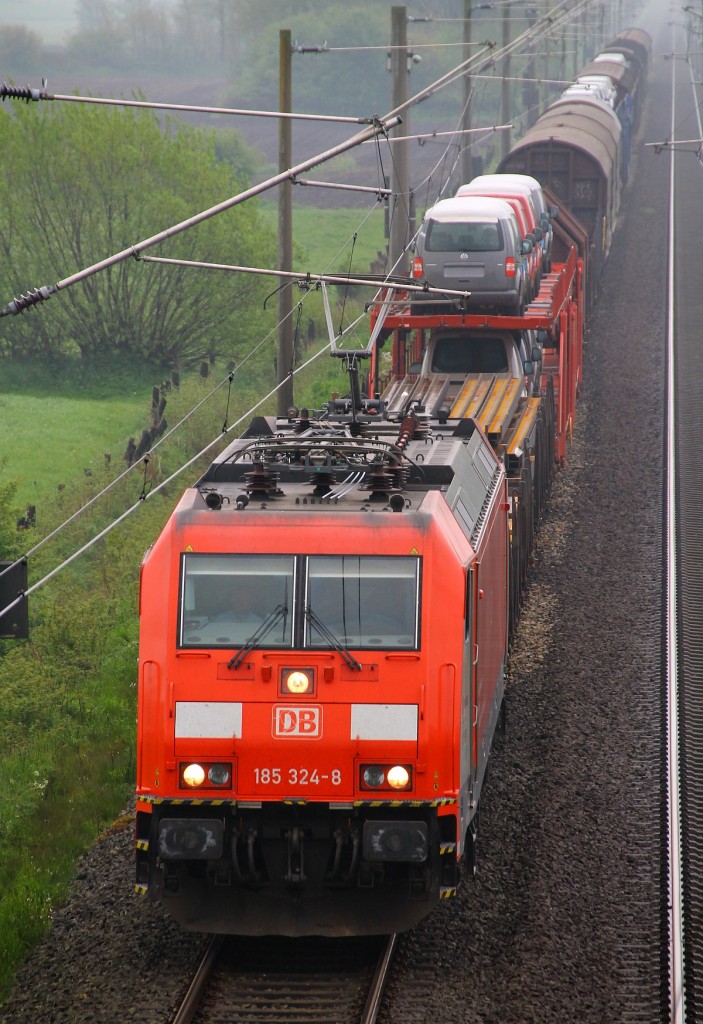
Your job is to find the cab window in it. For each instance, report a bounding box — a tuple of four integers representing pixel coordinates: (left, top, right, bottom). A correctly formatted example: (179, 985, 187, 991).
(179, 553, 294, 648)
(305, 555, 420, 650)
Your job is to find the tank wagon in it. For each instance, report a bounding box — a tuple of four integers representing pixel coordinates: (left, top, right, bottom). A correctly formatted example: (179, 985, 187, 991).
(134, 28, 648, 937)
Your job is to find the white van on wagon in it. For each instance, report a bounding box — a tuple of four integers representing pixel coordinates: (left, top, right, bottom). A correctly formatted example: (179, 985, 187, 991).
(411, 196, 532, 315)
(458, 173, 558, 274)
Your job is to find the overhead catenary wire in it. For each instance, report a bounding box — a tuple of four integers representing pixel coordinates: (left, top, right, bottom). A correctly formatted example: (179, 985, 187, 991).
(7, 3, 580, 319)
(0, 14, 541, 318)
(135, 254, 479, 299)
(382, 0, 594, 213)
(293, 41, 496, 52)
(1, 0, 586, 313)
(347, 9, 570, 210)
(4, 0, 587, 332)
(293, 179, 391, 195)
(365, 124, 512, 143)
(382, 0, 591, 124)
(468, 73, 577, 85)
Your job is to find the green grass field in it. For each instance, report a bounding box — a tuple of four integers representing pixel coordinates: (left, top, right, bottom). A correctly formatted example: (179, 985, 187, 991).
(0, 357, 231, 999)
(1, 358, 162, 507)
(2, 393, 152, 506)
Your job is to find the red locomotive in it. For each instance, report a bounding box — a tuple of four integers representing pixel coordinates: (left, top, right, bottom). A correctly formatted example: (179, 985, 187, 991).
(135, 383, 511, 935)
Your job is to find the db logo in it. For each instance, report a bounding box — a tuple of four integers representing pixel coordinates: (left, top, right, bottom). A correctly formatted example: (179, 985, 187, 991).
(273, 705, 322, 738)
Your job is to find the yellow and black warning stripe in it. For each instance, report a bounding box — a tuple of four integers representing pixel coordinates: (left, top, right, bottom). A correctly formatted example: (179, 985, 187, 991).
(139, 794, 234, 807)
(353, 797, 456, 808)
(138, 794, 456, 809)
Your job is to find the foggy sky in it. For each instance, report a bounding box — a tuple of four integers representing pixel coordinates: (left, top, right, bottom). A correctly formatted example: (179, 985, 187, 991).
(0, 0, 77, 43)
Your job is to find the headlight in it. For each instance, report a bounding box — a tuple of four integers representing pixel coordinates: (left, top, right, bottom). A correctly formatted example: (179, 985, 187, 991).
(182, 763, 205, 788)
(179, 762, 232, 789)
(387, 765, 410, 789)
(286, 670, 311, 694)
(359, 764, 413, 791)
(280, 667, 316, 696)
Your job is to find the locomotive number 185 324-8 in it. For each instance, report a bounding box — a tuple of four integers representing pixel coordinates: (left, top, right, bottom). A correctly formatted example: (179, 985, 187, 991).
(253, 767, 343, 786)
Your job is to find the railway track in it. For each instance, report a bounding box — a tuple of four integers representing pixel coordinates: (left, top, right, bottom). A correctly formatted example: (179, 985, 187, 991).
(667, 16, 703, 1023)
(172, 933, 397, 1024)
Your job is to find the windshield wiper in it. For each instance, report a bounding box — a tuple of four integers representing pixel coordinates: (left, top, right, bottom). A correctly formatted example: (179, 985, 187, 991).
(228, 603, 288, 669)
(305, 606, 362, 672)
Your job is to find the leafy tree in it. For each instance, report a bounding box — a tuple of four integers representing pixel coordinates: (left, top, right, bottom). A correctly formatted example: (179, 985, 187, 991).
(0, 101, 276, 367)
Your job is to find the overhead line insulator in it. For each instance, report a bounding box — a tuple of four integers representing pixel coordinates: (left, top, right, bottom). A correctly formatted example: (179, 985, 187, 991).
(0, 285, 57, 317)
(0, 80, 51, 103)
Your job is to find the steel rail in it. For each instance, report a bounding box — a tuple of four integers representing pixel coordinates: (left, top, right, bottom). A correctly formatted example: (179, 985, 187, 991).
(689, 31, 703, 168)
(667, 26, 685, 1024)
(361, 933, 398, 1024)
(172, 936, 222, 1024)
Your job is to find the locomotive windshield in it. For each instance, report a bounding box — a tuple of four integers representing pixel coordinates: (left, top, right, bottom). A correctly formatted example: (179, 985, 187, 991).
(305, 555, 420, 650)
(178, 553, 420, 650)
(179, 553, 294, 648)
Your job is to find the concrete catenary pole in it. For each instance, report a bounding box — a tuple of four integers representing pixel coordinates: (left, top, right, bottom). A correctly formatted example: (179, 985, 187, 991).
(460, 0, 473, 185)
(277, 29, 294, 416)
(389, 5, 411, 274)
(501, 4, 511, 162)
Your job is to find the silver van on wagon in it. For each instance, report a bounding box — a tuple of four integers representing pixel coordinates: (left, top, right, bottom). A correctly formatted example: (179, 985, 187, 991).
(411, 196, 531, 315)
